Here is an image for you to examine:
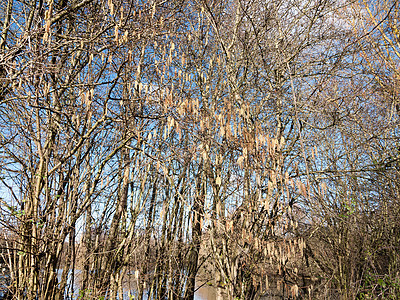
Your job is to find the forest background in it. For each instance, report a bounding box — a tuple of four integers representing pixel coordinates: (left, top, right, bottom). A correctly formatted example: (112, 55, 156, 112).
(0, 0, 400, 299)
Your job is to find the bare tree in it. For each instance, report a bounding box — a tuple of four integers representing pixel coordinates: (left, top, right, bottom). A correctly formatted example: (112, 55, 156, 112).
(1, 0, 399, 299)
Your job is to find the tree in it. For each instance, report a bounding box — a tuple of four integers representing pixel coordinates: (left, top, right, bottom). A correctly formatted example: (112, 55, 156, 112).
(1, 0, 399, 299)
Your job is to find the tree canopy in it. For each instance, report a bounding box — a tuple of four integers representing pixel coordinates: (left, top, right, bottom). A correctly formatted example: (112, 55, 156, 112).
(0, 0, 399, 299)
